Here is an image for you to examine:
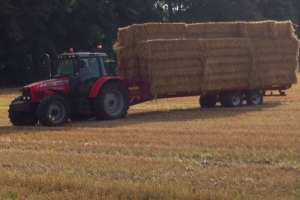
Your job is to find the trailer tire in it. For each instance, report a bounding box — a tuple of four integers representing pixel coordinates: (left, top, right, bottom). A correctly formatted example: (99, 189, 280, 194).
(226, 92, 243, 107)
(93, 82, 129, 120)
(200, 95, 216, 108)
(8, 96, 38, 126)
(246, 90, 263, 105)
(37, 95, 70, 126)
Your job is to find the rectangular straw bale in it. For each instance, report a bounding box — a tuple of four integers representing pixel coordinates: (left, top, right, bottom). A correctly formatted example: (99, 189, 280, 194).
(275, 21, 297, 39)
(187, 22, 239, 39)
(113, 27, 129, 50)
(202, 79, 248, 91)
(142, 39, 204, 54)
(204, 72, 249, 81)
(238, 21, 276, 38)
(123, 24, 147, 46)
(145, 23, 187, 40)
(116, 58, 148, 81)
(147, 51, 203, 61)
(148, 59, 203, 75)
(116, 44, 142, 59)
(254, 54, 297, 64)
(113, 24, 148, 48)
(116, 59, 137, 80)
(203, 38, 250, 49)
(251, 60, 298, 72)
(250, 74, 297, 88)
(150, 75, 203, 95)
(250, 38, 299, 54)
(204, 64, 250, 74)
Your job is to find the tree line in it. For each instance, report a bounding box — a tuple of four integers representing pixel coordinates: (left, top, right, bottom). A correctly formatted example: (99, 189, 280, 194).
(0, 0, 299, 87)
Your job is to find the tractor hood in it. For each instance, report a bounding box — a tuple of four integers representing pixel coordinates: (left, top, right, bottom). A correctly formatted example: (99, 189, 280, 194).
(25, 77, 70, 89)
(23, 76, 71, 102)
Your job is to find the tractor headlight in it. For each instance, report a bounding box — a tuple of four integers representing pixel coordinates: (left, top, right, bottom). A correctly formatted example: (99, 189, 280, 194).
(22, 88, 31, 101)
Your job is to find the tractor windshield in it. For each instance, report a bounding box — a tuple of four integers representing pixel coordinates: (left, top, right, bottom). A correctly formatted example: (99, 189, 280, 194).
(56, 59, 75, 78)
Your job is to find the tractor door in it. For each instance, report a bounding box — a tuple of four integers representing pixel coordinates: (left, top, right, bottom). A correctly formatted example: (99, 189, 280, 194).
(78, 57, 103, 97)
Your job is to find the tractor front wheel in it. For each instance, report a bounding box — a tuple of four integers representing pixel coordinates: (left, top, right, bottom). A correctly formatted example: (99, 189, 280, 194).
(93, 82, 129, 120)
(37, 95, 70, 126)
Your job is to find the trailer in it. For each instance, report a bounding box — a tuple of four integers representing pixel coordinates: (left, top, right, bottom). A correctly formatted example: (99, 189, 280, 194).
(120, 58, 292, 108)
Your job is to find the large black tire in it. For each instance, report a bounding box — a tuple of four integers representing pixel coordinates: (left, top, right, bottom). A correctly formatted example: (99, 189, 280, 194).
(93, 82, 129, 120)
(199, 95, 217, 108)
(37, 95, 70, 126)
(8, 96, 38, 126)
(226, 92, 243, 107)
(246, 90, 263, 105)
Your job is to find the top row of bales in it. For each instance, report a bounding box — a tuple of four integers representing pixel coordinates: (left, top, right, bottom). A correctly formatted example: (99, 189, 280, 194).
(113, 21, 297, 50)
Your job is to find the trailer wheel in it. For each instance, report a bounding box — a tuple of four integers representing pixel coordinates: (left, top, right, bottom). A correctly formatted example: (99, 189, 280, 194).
(246, 90, 263, 105)
(93, 82, 129, 120)
(200, 95, 216, 108)
(37, 95, 70, 126)
(226, 92, 243, 107)
(8, 96, 38, 126)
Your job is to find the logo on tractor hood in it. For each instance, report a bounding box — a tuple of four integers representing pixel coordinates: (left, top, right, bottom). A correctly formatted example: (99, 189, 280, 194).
(38, 80, 69, 88)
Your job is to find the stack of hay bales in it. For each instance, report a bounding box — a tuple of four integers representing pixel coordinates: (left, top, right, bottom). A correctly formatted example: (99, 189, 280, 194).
(114, 21, 299, 97)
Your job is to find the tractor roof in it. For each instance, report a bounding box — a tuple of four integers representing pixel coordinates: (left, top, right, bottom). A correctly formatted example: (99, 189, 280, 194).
(58, 52, 107, 59)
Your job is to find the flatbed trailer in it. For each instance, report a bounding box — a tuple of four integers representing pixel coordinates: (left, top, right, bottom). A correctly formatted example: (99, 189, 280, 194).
(126, 80, 291, 106)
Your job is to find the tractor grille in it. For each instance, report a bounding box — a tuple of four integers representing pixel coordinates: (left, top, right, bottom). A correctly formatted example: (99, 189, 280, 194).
(22, 88, 31, 101)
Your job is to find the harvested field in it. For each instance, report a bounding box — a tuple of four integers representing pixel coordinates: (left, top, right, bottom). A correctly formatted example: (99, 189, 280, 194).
(0, 76, 300, 199)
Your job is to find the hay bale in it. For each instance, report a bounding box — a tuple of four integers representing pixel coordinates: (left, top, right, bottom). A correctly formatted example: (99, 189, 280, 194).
(146, 23, 187, 40)
(187, 22, 239, 39)
(238, 21, 276, 38)
(114, 23, 188, 49)
(275, 21, 297, 39)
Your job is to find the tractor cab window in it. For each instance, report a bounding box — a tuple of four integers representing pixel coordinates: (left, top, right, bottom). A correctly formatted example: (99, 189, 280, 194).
(79, 58, 101, 82)
(78, 57, 102, 97)
(56, 59, 75, 78)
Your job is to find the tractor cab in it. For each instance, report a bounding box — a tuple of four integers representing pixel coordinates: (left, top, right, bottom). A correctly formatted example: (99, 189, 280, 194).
(56, 52, 108, 97)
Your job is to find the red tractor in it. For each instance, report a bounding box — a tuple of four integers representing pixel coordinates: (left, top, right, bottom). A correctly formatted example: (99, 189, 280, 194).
(8, 52, 129, 126)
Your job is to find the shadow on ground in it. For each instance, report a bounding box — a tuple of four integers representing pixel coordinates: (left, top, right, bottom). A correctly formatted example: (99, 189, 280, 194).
(0, 101, 283, 134)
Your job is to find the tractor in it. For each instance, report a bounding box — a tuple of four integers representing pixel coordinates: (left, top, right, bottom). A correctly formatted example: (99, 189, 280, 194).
(8, 52, 129, 126)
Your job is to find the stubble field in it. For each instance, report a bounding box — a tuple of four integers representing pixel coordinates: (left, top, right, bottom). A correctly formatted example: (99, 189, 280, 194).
(0, 78, 300, 199)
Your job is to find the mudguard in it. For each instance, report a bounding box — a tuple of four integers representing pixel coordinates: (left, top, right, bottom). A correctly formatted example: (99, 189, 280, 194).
(89, 76, 125, 98)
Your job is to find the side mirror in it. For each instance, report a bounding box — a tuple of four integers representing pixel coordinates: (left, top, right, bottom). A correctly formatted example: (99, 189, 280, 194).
(79, 59, 85, 68)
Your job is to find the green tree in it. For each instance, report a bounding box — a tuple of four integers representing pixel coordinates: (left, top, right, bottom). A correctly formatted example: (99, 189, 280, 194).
(156, 0, 263, 22)
(292, 0, 300, 35)
(114, 0, 161, 27)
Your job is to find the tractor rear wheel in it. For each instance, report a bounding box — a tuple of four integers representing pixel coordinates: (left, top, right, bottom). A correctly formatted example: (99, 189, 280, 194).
(8, 96, 38, 126)
(37, 95, 70, 126)
(93, 82, 129, 120)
